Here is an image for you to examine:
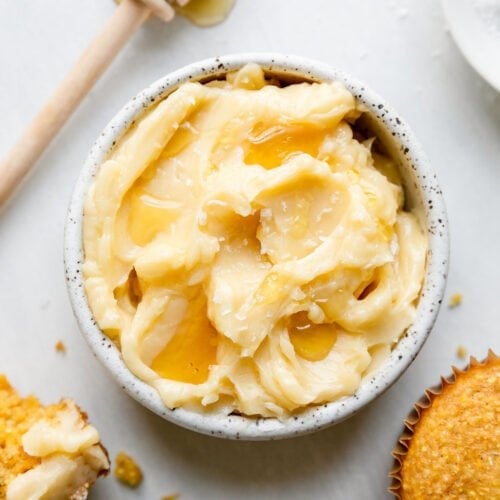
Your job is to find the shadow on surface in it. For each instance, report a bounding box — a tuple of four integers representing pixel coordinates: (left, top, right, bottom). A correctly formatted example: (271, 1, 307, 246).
(133, 392, 393, 489)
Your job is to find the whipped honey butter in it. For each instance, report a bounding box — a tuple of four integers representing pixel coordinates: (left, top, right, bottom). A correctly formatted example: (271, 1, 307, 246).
(83, 64, 427, 417)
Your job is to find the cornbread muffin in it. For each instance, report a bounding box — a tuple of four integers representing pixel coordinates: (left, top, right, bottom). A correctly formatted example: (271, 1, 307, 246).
(0, 376, 109, 500)
(390, 351, 500, 499)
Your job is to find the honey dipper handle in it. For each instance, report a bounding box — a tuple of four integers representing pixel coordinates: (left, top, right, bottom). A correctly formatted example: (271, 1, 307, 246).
(0, 0, 150, 208)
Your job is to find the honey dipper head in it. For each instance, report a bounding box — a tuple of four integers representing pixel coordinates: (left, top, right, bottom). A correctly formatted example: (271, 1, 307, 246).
(139, 0, 235, 27)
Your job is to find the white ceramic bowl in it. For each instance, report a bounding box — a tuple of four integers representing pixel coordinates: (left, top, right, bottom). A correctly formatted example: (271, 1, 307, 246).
(64, 53, 449, 440)
(442, 0, 500, 92)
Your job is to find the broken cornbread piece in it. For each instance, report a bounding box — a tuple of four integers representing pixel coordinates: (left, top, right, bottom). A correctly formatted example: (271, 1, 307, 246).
(114, 452, 142, 488)
(448, 292, 462, 308)
(55, 341, 66, 354)
(0, 376, 109, 500)
(390, 352, 500, 499)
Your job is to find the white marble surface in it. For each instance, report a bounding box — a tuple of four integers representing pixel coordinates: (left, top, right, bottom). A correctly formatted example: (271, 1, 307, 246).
(0, 1, 499, 498)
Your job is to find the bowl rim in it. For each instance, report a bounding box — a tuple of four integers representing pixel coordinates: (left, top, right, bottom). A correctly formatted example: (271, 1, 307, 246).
(64, 52, 449, 440)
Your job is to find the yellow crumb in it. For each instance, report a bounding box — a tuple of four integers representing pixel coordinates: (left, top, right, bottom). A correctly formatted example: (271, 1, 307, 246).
(162, 495, 179, 500)
(448, 293, 462, 308)
(456, 345, 468, 359)
(114, 452, 143, 488)
(55, 341, 66, 353)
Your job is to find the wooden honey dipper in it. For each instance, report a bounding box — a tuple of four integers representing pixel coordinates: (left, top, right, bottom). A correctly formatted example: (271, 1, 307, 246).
(0, 0, 233, 208)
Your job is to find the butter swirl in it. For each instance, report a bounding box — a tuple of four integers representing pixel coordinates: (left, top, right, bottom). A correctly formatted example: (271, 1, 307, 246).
(83, 64, 427, 417)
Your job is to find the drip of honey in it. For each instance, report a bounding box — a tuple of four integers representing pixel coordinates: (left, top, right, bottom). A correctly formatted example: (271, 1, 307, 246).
(151, 294, 218, 384)
(288, 312, 337, 362)
(176, 0, 235, 27)
(126, 123, 199, 246)
(127, 190, 177, 246)
(103, 328, 121, 343)
(244, 125, 327, 169)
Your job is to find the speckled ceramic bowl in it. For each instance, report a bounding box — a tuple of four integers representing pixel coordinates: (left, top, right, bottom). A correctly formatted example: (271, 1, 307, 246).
(64, 53, 449, 440)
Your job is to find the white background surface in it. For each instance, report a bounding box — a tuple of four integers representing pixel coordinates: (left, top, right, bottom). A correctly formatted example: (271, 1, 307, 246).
(1, 1, 499, 499)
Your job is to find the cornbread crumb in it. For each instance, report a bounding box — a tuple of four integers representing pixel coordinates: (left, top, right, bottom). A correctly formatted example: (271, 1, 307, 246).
(448, 292, 462, 308)
(115, 451, 143, 487)
(162, 495, 179, 500)
(400, 356, 500, 498)
(456, 345, 468, 359)
(55, 340, 66, 353)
